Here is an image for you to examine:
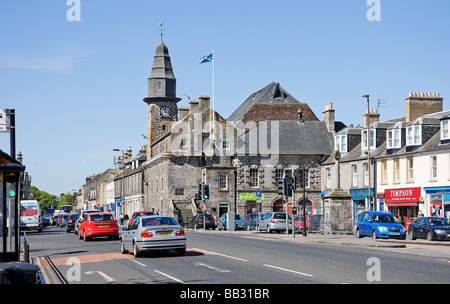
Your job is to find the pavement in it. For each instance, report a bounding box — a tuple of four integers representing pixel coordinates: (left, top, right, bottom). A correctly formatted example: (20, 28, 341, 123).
(185, 227, 450, 249)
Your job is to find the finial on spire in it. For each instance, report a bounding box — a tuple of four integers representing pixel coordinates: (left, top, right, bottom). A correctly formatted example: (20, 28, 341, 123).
(158, 22, 165, 42)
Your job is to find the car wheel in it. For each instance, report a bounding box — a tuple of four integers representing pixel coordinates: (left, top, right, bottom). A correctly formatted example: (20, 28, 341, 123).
(120, 239, 128, 254)
(356, 229, 362, 238)
(256, 225, 260, 232)
(372, 230, 378, 239)
(427, 231, 434, 241)
(267, 225, 271, 234)
(408, 230, 416, 240)
(133, 241, 142, 257)
(83, 231, 89, 242)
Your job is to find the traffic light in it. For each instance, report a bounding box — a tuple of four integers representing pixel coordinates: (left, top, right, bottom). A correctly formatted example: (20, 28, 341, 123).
(294, 168, 304, 189)
(201, 184, 210, 200)
(277, 178, 284, 195)
(283, 175, 292, 197)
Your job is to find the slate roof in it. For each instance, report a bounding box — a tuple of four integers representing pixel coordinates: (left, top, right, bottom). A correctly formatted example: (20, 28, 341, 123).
(237, 120, 334, 156)
(228, 82, 301, 122)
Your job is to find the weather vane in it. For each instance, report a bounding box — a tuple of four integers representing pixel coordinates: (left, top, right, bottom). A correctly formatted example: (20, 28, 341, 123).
(158, 22, 165, 42)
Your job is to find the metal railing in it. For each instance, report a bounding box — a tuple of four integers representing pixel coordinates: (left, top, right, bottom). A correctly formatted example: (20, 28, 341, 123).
(23, 232, 30, 263)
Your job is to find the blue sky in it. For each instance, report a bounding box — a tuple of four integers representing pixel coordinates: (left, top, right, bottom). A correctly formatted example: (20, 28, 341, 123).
(1, 0, 449, 196)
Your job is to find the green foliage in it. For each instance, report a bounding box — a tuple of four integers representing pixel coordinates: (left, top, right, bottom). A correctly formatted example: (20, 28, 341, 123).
(30, 186, 57, 212)
(58, 193, 75, 207)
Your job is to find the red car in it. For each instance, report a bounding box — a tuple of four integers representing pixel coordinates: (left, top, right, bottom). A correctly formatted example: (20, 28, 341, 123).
(295, 216, 311, 231)
(78, 212, 119, 241)
(127, 211, 154, 227)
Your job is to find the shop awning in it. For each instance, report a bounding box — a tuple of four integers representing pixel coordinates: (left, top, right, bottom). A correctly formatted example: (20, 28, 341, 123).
(385, 202, 418, 207)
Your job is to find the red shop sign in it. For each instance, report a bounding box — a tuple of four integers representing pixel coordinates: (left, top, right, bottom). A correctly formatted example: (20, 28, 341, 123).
(385, 187, 421, 203)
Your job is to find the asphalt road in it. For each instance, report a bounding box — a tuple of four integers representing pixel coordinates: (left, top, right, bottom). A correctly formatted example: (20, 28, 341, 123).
(27, 225, 450, 285)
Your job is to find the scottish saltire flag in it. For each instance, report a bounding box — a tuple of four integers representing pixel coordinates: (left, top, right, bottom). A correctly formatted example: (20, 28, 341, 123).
(200, 51, 213, 64)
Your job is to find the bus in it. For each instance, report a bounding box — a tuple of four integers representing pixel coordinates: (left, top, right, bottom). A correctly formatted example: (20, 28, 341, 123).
(60, 205, 72, 214)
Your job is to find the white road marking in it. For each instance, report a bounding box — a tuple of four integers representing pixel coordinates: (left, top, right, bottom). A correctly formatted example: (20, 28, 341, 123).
(263, 264, 314, 277)
(195, 262, 230, 273)
(154, 269, 184, 283)
(130, 258, 147, 267)
(85, 271, 116, 282)
(192, 248, 248, 262)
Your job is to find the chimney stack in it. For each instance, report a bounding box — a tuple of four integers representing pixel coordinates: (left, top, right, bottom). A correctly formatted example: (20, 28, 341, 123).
(322, 103, 335, 133)
(406, 92, 443, 122)
(363, 109, 380, 127)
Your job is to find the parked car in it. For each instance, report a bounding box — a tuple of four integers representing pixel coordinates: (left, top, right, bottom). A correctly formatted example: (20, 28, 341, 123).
(356, 211, 406, 239)
(128, 211, 154, 227)
(75, 210, 100, 235)
(190, 214, 216, 230)
(294, 216, 311, 232)
(42, 216, 50, 226)
(246, 214, 262, 231)
(309, 214, 323, 232)
(66, 213, 79, 233)
(217, 213, 247, 230)
(257, 212, 292, 233)
(121, 215, 186, 257)
(78, 212, 119, 241)
(408, 217, 450, 241)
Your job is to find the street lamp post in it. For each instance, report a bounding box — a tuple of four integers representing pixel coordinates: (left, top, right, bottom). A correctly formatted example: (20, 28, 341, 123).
(362, 95, 371, 211)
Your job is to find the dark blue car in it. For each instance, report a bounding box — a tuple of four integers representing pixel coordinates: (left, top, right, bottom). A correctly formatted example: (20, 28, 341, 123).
(356, 211, 406, 239)
(408, 217, 450, 241)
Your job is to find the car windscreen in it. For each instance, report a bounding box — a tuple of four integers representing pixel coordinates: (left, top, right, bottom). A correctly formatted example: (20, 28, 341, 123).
(90, 214, 114, 222)
(136, 212, 153, 217)
(235, 214, 241, 220)
(373, 214, 396, 223)
(142, 217, 178, 227)
(273, 213, 286, 220)
(428, 218, 450, 226)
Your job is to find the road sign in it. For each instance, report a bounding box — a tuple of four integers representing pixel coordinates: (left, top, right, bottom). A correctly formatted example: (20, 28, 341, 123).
(256, 191, 261, 197)
(0, 109, 9, 133)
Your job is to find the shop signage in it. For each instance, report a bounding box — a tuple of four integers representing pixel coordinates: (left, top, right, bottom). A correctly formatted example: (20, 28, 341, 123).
(240, 193, 264, 201)
(385, 187, 420, 203)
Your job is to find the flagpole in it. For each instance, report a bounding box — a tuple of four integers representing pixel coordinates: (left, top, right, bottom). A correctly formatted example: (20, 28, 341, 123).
(212, 49, 215, 145)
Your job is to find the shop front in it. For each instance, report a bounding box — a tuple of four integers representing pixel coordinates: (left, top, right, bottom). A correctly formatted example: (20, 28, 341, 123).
(349, 188, 374, 221)
(424, 187, 450, 219)
(239, 193, 263, 216)
(384, 187, 420, 227)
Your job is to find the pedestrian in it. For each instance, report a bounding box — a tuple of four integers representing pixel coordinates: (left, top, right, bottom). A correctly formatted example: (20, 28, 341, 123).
(120, 213, 124, 225)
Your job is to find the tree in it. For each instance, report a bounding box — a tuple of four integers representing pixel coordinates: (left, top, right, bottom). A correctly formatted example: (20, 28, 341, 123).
(30, 186, 57, 213)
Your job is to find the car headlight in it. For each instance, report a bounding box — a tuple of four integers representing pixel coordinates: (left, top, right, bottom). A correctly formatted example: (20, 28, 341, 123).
(378, 227, 388, 232)
(434, 230, 446, 234)
(402, 227, 406, 232)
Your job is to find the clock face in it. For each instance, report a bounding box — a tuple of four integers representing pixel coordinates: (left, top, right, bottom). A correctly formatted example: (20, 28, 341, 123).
(160, 106, 171, 118)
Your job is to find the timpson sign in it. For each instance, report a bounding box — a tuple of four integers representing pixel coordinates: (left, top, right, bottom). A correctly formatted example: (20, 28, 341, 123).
(384, 187, 421, 203)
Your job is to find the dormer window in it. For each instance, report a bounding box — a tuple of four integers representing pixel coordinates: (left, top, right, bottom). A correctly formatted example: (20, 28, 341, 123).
(361, 129, 375, 150)
(387, 129, 401, 149)
(335, 135, 347, 153)
(441, 120, 449, 140)
(406, 125, 421, 146)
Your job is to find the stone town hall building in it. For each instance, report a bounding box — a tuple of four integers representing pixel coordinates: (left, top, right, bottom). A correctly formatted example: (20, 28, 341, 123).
(116, 41, 338, 224)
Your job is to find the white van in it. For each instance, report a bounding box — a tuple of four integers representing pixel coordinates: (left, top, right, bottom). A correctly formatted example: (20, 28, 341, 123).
(20, 200, 42, 232)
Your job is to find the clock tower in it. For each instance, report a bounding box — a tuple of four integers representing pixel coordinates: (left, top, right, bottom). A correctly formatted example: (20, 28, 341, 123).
(143, 41, 181, 159)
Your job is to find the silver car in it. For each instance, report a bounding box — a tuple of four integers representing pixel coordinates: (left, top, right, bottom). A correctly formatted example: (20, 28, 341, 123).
(121, 215, 187, 257)
(257, 212, 292, 233)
